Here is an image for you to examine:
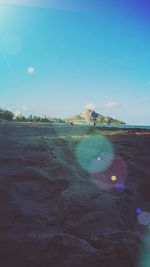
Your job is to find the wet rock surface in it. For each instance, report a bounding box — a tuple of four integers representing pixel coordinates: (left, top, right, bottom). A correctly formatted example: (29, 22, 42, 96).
(0, 123, 149, 267)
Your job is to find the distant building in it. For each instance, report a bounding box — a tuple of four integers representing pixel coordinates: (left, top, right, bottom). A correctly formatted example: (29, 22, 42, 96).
(15, 111, 22, 119)
(40, 114, 47, 119)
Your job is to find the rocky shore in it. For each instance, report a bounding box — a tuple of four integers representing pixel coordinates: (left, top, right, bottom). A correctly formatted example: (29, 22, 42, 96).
(0, 123, 149, 267)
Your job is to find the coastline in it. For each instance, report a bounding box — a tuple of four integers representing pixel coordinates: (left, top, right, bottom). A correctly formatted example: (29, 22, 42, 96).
(1, 120, 150, 130)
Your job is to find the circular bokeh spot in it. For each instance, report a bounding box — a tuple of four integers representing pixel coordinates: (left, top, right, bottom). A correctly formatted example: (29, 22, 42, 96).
(116, 183, 126, 193)
(27, 66, 35, 75)
(76, 135, 114, 174)
(111, 175, 117, 182)
(136, 208, 142, 215)
(91, 155, 128, 190)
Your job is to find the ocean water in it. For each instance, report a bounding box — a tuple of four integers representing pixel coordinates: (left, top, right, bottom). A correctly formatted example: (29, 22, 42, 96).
(13, 122, 150, 130)
(96, 124, 150, 130)
(71, 123, 150, 130)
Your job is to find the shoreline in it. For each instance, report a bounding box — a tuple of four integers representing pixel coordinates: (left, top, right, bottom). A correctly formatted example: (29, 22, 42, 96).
(0, 121, 150, 131)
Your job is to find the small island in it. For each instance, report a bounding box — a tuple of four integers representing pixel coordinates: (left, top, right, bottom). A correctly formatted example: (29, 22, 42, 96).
(65, 108, 125, 125)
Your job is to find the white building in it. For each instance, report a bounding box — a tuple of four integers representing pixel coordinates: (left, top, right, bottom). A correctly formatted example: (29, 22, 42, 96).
(40, 114, 47, 119)
(15, 111, 22, 119)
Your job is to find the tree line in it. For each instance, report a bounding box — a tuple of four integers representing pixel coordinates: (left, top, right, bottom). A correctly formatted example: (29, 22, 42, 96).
(0, 108, 64, 123)
(0, 108, 14, 121)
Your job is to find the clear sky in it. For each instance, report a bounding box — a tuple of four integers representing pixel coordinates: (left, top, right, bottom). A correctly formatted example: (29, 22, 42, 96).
(0, 0, 150, 124)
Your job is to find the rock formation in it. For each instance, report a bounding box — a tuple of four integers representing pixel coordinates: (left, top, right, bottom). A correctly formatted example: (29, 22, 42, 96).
(65, 108, 125, 125)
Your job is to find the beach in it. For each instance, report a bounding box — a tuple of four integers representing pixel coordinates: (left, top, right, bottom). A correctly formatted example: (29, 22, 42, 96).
(0, 122, 149, 267)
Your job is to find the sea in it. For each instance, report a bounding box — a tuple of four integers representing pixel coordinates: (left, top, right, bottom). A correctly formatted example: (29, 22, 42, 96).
(96, 124, 150, 130)
(8, 122, 150, 130)
(72, 123, 150, 130)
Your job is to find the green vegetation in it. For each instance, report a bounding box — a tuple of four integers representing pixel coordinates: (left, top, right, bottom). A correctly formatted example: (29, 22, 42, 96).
(65, 115, 86, 124)
(0, 107, 125, 125)
(96, 116, 125, 125)
(0, 108, 14, 121)
(18, 116, 65, 123)
(65, 109, 125, 125)
(0, 108, 65, 123)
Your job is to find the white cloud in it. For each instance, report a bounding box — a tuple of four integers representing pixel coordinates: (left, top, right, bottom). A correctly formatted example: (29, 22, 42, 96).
(104, 101, 120, 109)
(84, 103, 95, 110)
(27, 66, 35, 75)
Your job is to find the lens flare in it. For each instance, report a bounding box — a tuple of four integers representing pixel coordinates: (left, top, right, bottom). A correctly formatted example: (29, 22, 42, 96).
(27, 66, 35, 75)
(138, 227, 150, 267)
(136, 208, 142, 215)
(116, 183, 126, 192)
(76, 135, 114, 174)
(91, 155, 128, 190)
(111, 175, 117, 182)
(138, 211, 150, 226)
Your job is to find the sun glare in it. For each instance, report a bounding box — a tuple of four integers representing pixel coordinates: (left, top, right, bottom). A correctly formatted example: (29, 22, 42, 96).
(0, 4, 12, 27)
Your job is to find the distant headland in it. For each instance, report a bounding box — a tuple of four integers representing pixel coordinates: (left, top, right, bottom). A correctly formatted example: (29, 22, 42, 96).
(65, 108, 125, 125)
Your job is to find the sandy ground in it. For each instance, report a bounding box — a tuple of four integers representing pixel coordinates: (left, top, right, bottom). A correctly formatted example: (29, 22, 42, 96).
(0, 122, 149, 267)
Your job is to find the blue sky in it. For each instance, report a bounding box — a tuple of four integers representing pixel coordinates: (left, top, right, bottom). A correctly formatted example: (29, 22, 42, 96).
(0, 0, 150, 124)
